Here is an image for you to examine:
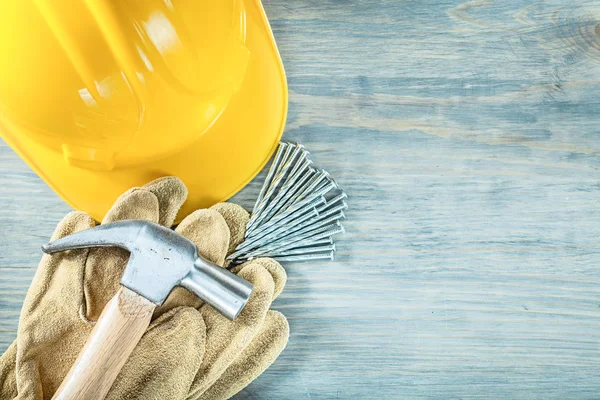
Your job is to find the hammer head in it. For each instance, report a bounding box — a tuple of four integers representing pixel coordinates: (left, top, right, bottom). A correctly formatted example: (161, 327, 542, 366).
(42, 220, 253, 320)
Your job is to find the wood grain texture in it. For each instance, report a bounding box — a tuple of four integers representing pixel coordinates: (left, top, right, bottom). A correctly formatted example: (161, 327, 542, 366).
(1, 0, 600, 398)
(53, 287, 155, 400)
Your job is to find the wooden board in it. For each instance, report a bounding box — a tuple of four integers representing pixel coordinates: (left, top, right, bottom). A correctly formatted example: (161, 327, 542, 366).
(1, 0, 600, 398)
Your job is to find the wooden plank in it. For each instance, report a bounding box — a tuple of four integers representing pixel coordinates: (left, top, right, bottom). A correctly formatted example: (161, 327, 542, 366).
(2, 0, 600, 398)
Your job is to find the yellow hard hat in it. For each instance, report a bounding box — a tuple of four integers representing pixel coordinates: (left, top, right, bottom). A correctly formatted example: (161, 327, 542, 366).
(0, 0, 287, 221)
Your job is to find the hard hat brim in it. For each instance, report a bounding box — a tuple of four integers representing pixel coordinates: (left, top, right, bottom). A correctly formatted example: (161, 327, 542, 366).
(1, 1, 287, 222)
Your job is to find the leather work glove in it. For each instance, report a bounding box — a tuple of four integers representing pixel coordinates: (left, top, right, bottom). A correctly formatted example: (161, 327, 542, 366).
(0, 177, 289, 400)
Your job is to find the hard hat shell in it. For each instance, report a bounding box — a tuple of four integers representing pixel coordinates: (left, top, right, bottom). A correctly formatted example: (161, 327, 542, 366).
(0, 0, 287, 221)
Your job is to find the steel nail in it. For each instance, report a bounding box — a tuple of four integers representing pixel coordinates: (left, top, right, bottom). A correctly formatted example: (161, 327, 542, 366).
(255, 164, 315, 227)
(245, 193, 326, 243)
(246, 191, 325, 238)
(249, 144, 304, 221)
(291, 170, 330, 204)
(284, 237, 333, 250)
(317, 201, 348, 220)
(268, 172, 330, 224)
(240, 206, 319, 252)
(253, 211, 345, 249)
(251, 142, 289, 215)
(250, 156, 313, 228)
(247, 143, 297, 228)
(271, 252, 334, 262)
(244, 222, 344, 258)
(318, 192, 348, 212)
(283, 179, 338, 217)
(271, 223, 345, 251)
(257, 167, 319, 224)
(231, 237, 334, 262)
(311, 174, 335, 194)
(276, 170, 325, 212)
(270, 244, 336, 257)
(284, 145, 308, 178)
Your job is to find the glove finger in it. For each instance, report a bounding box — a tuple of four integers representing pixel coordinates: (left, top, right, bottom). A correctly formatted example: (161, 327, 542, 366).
(107, 307, 206, 400)
(0, 341, 18, 398)
(187, 261, 275, 399)
(24, 211, 94, 317)
(138, 176, 188, 227)
(198, 310, 289, 400)
(231, 258, 286, 301)
(51, 210, 98, 240)
(155, 209, 230, 318)
(209, 203, 250, 255)
(101, 189, 160, 225)
(176, 209, 230, 266)
(102, 176, 188, 226)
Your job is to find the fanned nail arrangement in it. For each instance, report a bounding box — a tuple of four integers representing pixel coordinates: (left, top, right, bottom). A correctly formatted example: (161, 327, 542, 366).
(228, 142, 347, 264)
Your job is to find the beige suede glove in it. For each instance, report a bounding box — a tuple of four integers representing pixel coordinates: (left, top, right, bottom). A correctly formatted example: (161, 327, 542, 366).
(0, 177, 289, 400)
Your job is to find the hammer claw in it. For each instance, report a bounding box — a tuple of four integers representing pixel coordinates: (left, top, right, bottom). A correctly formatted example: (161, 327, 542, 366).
(42, 221, 142, 254)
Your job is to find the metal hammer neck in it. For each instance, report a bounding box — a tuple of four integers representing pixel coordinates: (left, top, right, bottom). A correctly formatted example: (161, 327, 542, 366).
(179, 257, 253, 320)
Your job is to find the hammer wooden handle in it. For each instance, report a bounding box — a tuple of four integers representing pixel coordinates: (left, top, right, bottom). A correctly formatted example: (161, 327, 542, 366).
(52, 287, 156, 400)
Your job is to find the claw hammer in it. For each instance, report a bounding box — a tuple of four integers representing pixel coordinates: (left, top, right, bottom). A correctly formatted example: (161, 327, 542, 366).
(41, 220, 254, 400)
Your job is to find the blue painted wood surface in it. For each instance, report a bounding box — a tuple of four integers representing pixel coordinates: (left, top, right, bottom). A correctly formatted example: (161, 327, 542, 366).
(1, 1, 600, 398)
